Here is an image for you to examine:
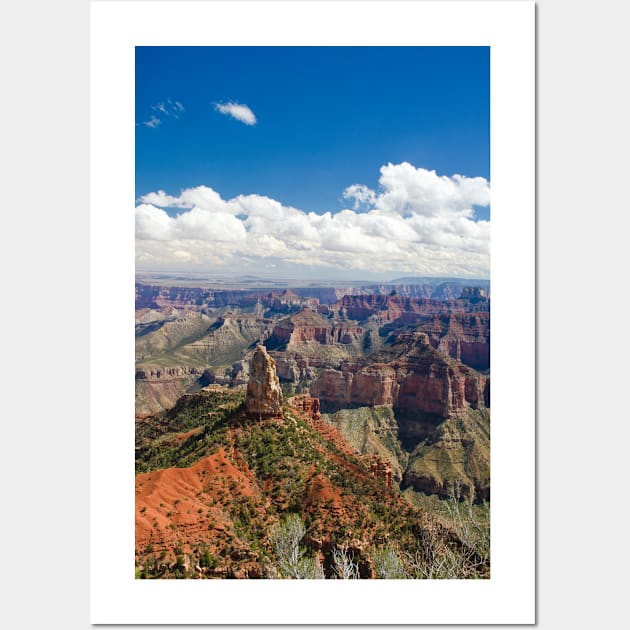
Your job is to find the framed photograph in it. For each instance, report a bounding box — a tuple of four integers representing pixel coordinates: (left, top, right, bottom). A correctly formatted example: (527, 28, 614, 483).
(91, 0, 534, 624)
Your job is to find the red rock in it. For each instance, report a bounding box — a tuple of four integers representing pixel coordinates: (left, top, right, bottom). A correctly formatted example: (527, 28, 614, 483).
(310, 334, 488, 418)
(287, 394, 321, 421)
(269, 309, 363, 348)
(367, 456, 393, 489)
(328, 294, 490, 371)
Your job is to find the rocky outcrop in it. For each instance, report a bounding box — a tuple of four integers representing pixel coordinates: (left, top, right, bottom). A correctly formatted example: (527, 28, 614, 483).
(203, 359, 250, 387)
(272, 354, 318, 383)
(368, 456, 393, 489)
(331, 294, 491, 371)
(460, 286, 488, 301)
(287, 394, 321, 422)
(334, 294, 468, 322)
(310, 333, 488, 418)
(268, 309, 363, 348)
(135, 284, 275, 310)
(378, 279, 490, 300)
(265, 289, 319, 314)
(135, 366, 205, 381)
(334, 291, 488, 319)
(290, 286, 375, 305)
(312, 363, 399, 407)
(135, 284, 215, 309)
(246, 345, 283, 419)
(418, 313, 490, 371)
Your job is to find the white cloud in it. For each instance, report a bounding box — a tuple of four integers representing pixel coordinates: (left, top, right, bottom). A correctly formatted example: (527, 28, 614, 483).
(173, 207, 247, 243)
(140, 186, 233, 213)
(343, 184, 377, 209)
(138, 190, 182, 207)
(152, 99, 185, 119)
(135, 163, 490, 277)
(374, 162, 490, 217)
(142, 116, 161, 128)
(142, 99, 185, 128)
(135, 204, 173, 240)
(214, 101, 257, 126)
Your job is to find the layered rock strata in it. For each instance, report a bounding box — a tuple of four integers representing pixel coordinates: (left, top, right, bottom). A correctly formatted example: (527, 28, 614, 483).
(268, 309, 363, 348)
(135, 366, 204, 381)
(310, 334, 488, 417)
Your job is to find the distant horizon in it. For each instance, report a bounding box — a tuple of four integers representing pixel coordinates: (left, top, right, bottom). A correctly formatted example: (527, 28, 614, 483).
(135, 269, 490, 287)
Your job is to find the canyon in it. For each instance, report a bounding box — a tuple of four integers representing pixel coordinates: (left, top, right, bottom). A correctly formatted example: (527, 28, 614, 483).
(135, 278, 491, 578)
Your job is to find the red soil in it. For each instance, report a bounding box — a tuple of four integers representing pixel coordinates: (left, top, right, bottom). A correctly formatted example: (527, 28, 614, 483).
(135, 447, 263, 559)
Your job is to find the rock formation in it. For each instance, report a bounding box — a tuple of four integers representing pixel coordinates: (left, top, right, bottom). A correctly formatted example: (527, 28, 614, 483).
(135, 284, 214, 309)
(419, 313, 490, 371)
(246, 345, 283, 419)
(203, 359, 250, 387)
(368, 456, 393, 489)
(333, 294, 470, 322)
(268, 309, 363, 348)
(460, 286, 488, 300)
(272, 353, 318, 383)
(287, 394, 321, 422)
(135, 366, 205, 380)
(310, 333, 488, 417)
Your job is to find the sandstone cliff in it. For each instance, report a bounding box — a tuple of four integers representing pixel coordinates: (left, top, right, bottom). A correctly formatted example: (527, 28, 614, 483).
(419, 312, 490, 371)
(324, 294, 490, 370)
(310, 333, 488, 417)
(311, 333, 490, 500)
(267, 309, 363, 350)
(333, 294, 472, 322)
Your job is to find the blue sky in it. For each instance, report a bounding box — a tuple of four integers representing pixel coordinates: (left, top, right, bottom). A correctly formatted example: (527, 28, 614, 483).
(135, 47, 490, 279)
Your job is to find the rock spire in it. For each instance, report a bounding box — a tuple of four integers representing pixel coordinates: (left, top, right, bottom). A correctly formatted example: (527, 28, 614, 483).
(246, 345, 283, 419)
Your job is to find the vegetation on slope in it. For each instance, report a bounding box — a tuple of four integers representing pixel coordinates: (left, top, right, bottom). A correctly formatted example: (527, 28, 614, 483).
(135, 386, 245, 472)
(135, 388, 489, 579)
(403, 407, 490, 500)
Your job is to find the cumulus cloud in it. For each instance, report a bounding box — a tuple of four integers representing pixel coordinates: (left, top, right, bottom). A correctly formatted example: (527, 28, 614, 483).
(135, 203, 172, 240)
(343, 184, 377, 210)
(214, 101, 257, 125)
(374, 162, 490, 217)
(136, 162, 490, 277)
(139, 186, 233, 213)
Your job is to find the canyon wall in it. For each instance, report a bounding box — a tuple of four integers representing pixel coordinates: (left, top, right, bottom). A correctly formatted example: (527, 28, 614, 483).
(310, 334, 488, 418)
(269, 310, 363, 348)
